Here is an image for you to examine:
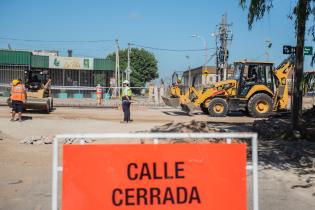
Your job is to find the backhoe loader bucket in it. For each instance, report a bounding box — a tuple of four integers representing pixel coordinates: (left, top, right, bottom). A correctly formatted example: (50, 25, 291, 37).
(161, 96, 180, 108)
(181, 102, 195, 114)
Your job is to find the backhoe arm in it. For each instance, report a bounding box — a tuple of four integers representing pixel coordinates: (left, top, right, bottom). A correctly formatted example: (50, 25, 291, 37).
(273, 57, 294, 110)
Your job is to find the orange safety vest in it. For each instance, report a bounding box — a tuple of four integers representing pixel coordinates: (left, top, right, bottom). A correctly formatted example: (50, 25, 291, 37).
(11, 84, 26, 101)
(96, 86, 102, 95)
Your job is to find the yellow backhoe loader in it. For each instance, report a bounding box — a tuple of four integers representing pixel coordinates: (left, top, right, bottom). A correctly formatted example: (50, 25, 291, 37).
(162, 57, 293, 118)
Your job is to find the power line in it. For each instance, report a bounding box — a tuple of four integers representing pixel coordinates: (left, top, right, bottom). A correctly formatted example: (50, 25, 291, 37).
(130, 43, 215, 52)
(0, 37, 115, 43)
(0, 36, 216, 53)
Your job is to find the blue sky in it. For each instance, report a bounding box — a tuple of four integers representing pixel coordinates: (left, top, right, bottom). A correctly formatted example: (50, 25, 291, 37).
(0, 0, 313, 81)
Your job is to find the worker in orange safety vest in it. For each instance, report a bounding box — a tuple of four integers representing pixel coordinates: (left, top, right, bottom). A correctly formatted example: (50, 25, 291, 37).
(96, 84, 103, 105)
(10, 79, 27, 122)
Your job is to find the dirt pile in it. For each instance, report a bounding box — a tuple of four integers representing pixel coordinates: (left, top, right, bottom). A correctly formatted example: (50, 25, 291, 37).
(151, 120, 223, 133)
(149, 120, 244, 144)
(253, 118, 291, 140)
(303, 107, 315, 139)
(253, 106, 315, 141)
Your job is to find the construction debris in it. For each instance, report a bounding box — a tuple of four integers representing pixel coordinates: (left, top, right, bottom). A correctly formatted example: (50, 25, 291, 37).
(253, 106, 315, 141)
(20, 136, 95, 145)
(20, 136, 52, 145)
(63, 138, 95, 144)
(149, 120, 244, 144)
(151, 120, 223, 133)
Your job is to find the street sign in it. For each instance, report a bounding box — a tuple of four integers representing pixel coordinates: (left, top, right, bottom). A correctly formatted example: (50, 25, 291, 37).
(124, 67, 132, 74)
(283, 45, 313, 55)
(304, 46, 313, 55)
(62, 144, 247, 210)
(283, 45, 294, 54)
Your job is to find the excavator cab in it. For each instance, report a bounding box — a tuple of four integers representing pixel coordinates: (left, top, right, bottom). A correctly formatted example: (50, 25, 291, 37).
(24, 69, 53, 112)
(24, 69, 52, 98)
(25, 70, 49, 91)
(233, 61, 275, 97)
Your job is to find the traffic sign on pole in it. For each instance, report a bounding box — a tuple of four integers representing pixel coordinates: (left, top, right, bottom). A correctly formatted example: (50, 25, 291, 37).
(304, 46, 313, 55)
(283, 45, 292, 54)
(283, 45, 313, 55)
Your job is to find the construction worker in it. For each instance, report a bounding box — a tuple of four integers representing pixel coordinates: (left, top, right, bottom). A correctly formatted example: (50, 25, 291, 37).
(121, 80, 132, 123)
(245, 67, 258, 82)
(10, 79, 27, 122)
(96, 84, 103, 105)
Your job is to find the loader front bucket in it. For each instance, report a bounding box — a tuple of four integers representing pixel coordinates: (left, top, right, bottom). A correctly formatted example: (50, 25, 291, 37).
(181, 102, 195, 114)
(161, 96, 180, 108)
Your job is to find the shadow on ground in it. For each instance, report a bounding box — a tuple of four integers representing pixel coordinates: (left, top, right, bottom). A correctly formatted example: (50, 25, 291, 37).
(148, 119, 315, 188)
(21, 116, 33, 121)
(162, 111, 203, 116)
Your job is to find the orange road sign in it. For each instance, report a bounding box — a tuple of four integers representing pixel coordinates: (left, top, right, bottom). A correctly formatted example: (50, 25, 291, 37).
(62, 144, 247, 210)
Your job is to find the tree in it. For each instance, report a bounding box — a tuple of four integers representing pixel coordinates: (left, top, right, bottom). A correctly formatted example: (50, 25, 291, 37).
(239, 0, 315, 132)
(106, 48, 159, 88)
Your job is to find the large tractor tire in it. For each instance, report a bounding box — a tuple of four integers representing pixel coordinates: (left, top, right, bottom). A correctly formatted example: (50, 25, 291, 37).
(200, 103, 209, 114)
(247, 93, 272, 118)
(208, 98, 228, 117)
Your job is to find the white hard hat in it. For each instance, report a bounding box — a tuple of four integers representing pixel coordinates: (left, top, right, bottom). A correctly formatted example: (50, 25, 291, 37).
(123, 80, 129, 84)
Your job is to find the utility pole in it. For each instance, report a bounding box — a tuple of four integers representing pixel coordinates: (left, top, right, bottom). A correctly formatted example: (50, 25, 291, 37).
(221, 14, 228, 81)
(185, 55, 191, 86)
(115, 39, 120, 97)
(214, 13, 233, 81)
(125, 43, 132, 81)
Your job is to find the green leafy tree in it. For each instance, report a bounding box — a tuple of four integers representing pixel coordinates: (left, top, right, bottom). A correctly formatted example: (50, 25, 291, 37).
(106, 48, 159, 88)
(239, 0, 315, 133)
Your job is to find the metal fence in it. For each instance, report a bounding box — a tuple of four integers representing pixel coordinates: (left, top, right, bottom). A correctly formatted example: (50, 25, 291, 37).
(49, 86, 150, 99)
(0, 64, 113, 87)
(0, 84, 169, 106)
(52, 132, 259, 210)
(0, 64, 28, 84)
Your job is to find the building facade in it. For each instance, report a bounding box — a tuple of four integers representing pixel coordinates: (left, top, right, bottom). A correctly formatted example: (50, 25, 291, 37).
(0, 49, 115, 87)
(182, 66, 234, 88)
